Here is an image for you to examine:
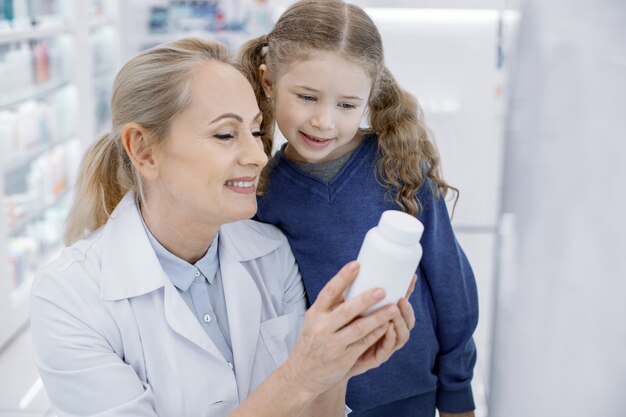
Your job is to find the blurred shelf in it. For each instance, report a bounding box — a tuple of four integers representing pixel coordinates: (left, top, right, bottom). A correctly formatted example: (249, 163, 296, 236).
(138, 30, 249, 48)
(0, 0, 122, 352)
(9, 244, 63, 306)
(0, 21, 71, 44)
(7, 187, 72, 238)
(349, 0, 522, 9)
(96, 118, 112, 137)
(93, 65, 115, 78)
(0, 79, 71, 111)
(2, 134, 77, 175)
(89, 15, 117, 31)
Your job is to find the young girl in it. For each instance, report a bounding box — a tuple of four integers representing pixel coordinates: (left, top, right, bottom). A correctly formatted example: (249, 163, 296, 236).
(238, 1, 478, 416)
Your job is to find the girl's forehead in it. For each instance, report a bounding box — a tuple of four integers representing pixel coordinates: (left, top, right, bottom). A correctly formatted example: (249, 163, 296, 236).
(276, 62, 373, 101)
(279, 51, 371, 81)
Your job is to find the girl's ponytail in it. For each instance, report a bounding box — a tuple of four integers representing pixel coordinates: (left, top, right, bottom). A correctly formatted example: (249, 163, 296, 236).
(237, 35, 275, 159)
(64, 132, 131, 245)
(369, 66, 455, 216)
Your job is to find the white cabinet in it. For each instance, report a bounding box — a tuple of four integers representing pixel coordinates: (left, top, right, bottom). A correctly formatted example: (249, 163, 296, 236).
(0, 0, 121, 348)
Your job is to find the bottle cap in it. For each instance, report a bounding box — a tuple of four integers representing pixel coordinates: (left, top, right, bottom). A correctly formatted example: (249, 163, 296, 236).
(378, 210, 424, 245)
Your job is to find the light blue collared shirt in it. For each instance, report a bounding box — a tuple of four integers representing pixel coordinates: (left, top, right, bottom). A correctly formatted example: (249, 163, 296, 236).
(139, 214, 233, 366)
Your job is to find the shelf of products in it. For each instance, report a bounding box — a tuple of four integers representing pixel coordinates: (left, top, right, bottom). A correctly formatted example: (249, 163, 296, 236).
(134, 0, 268, 54)
(0, 0, 121, 349)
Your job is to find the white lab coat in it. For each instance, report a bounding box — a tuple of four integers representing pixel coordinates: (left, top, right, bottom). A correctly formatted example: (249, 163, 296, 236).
(30, 192, 307, 417)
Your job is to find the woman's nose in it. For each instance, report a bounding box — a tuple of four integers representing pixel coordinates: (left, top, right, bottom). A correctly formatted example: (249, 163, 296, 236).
(241, 134, 269, 167)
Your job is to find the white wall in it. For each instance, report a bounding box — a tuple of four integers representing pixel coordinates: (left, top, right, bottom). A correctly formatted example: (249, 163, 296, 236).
(490, 0, 626, 415)
(368, 9, 511, 227)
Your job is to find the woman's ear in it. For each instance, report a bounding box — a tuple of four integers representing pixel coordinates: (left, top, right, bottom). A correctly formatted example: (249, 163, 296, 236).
(121, 123, 159, 180)
(259, 64, 274, 99)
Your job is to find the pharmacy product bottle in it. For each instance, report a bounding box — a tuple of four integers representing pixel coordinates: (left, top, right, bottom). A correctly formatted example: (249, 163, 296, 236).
(345, 210, 424, 315)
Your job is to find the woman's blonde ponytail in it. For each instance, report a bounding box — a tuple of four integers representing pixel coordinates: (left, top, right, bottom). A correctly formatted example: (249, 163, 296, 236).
(64, 133, 129, 245)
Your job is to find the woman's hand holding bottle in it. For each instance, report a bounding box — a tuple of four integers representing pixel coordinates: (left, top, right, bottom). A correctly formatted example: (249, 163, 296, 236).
(283, 261, 416, 398)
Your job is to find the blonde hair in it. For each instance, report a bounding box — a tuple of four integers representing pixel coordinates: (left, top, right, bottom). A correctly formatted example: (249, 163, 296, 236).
(65, 38, 233, 245)
(238, 0, 456, 215)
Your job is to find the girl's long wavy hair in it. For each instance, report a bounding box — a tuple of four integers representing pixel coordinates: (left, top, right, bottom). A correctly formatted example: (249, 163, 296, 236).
(64, 38, 233, 245)
(238, 0, 457, 215)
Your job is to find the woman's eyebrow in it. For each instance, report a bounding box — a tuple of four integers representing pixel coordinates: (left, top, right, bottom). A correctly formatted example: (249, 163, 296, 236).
(210, 113, 243, 124)
(210, 111, 263, 124)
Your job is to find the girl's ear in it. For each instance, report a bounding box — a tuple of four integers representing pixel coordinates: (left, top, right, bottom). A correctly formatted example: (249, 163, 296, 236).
(121, 123, 159, 181)
(259, 64, 274, 98)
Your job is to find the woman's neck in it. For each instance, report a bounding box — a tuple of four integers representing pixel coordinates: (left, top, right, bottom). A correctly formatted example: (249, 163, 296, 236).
(139, 200, 217, 265)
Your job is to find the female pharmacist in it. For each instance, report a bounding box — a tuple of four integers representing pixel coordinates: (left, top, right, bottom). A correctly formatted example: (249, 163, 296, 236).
(28, 38, 415, 417)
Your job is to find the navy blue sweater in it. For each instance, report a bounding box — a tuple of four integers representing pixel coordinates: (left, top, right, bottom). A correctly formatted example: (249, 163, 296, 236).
(256, 135, 478, 413)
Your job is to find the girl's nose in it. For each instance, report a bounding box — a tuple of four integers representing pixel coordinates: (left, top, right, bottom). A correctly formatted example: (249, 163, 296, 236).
(310, 107, 335, 131)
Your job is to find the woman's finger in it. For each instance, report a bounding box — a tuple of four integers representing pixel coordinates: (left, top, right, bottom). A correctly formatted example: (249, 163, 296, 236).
(359, 322, 397, 368)
(405, 274, 417, 299)
(376, 323, 397, 362)
(337, 304, 398, 345)
(327, 287, 387, 332)
(313, 261, 360, 312)
(347, 321, 390, 358)
(399, 297, 416, 331)
(391, 304, 411, 348)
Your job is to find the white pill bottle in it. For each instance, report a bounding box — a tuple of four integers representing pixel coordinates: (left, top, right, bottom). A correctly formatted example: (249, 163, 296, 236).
(345, 210, 424, 315)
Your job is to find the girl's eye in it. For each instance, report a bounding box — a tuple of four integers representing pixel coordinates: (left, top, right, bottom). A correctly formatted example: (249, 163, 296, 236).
(298, 94, 316, 102)
(252, 131, 265, 138)
(213, 133, 235, 140)
(339, 103, 357, 109)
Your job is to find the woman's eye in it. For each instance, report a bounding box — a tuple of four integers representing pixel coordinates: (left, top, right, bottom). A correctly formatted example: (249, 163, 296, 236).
(213, 133, 235, 140)
(252, 131, 265, 138)
(339, 103, 356, 109)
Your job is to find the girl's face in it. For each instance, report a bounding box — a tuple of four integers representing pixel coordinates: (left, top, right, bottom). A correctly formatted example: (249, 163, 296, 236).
(149, 61, 268, 229)
(270, 51, 372, 164)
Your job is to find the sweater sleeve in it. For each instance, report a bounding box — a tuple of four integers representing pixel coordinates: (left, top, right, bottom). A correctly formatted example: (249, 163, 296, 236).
(417, 181, 479, 413)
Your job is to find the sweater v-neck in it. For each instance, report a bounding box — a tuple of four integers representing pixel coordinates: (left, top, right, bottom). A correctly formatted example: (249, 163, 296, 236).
(275, 134, 377, 201)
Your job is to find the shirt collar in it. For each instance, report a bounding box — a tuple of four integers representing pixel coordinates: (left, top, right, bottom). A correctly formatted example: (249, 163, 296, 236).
(139, 210, 220, 292)
(99, 192, 284, 301)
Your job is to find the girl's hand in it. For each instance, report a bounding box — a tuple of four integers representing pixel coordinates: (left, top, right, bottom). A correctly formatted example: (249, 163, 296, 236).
(282, 261, 400, 397)
(347, 274, 417, 378)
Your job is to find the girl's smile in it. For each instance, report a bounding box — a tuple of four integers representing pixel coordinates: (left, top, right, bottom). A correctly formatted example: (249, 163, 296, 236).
(267, 51, 371, 164)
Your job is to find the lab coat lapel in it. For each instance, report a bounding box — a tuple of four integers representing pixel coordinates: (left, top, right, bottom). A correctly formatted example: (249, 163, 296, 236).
(163, 280, 227, 362)
(101, 192, 226, 362)
(220, 237, 262, 401)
